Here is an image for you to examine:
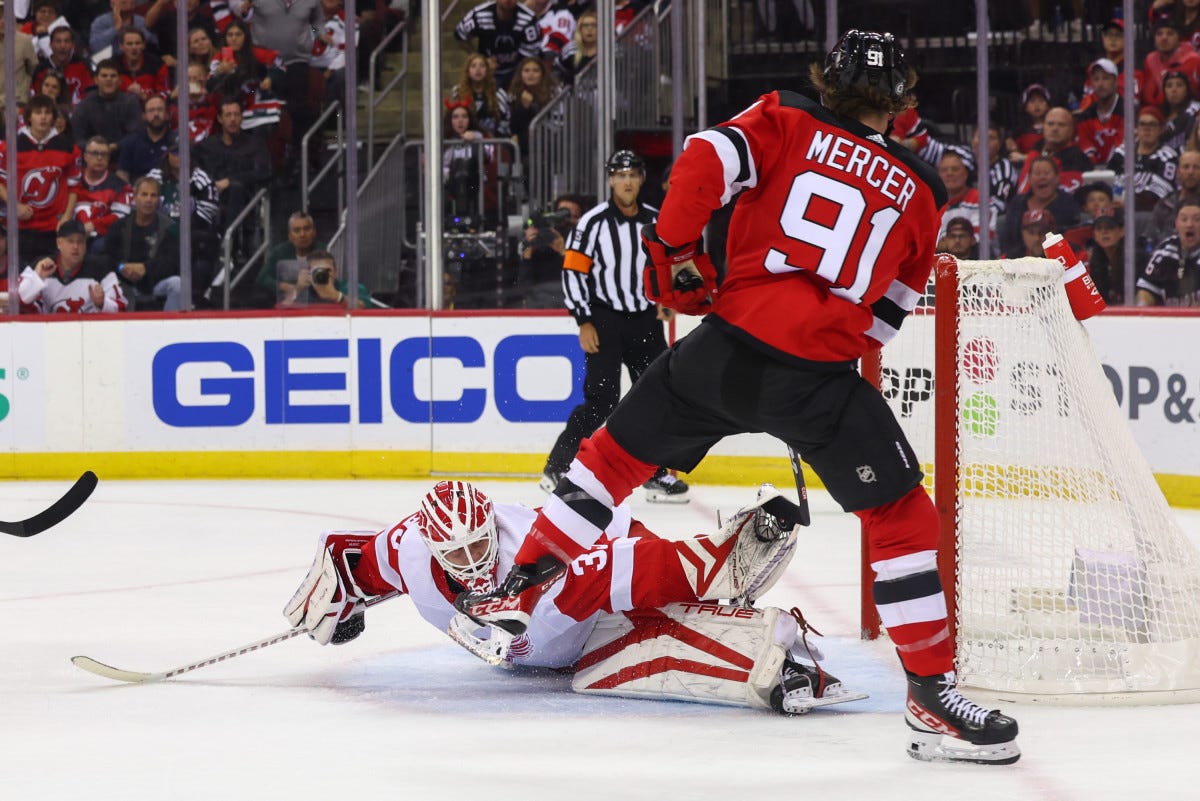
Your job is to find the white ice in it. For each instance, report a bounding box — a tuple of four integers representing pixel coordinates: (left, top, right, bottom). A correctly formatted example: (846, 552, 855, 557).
(2, 478, 1198, 801)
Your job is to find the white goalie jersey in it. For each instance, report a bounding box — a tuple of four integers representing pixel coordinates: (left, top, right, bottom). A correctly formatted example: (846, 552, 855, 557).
(18, 267, 127, 313)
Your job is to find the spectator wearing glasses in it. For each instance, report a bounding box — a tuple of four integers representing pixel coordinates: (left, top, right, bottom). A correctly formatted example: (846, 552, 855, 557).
(74, 136, 132, 241)
(936, 216, 979, 260)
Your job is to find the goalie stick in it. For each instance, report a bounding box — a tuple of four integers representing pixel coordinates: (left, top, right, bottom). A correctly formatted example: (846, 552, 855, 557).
(785, 447, 812, 527)
(72, 592, 399, 684)
(1, 471, 98, 538)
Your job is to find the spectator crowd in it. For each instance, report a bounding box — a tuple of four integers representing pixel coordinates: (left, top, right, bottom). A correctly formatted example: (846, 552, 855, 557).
(7, 0, 1200, 312)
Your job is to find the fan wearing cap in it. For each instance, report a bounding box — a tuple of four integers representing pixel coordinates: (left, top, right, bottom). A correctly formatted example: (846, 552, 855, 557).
(1009, 82, 1051, 157)
(1013, 208, 1058, 258)
(1108, 105, 1179, 211)
(1086, 212, 1137, 305)
(1078, 18, 1141, 112)
(1138, 200, 1200, 305)
(935, 150, 993, 242)
(1142, 11, 1200, 108)
(16, 219, 126, 313)
(1075, 58, 1125, 166)
(936, 215, 978, 259)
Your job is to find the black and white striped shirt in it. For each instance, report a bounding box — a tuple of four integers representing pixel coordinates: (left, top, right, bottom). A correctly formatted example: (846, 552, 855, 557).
(454, 2, 542, 84)
(561, 200, 658, 323)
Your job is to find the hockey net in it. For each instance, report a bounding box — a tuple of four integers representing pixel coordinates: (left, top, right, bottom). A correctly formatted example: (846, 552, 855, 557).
(867, 254, 1200, 703)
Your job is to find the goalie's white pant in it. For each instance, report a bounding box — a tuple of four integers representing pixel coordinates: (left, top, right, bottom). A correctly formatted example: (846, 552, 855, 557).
(571, 602, 814, 709)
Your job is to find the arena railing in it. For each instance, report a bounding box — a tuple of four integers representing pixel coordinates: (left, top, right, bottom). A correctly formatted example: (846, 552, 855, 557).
(207, 188, 270, 311)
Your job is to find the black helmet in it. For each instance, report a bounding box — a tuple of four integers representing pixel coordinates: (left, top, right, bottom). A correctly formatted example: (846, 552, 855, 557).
(823, 30, 909, 104)
(606, 149, 645, 174)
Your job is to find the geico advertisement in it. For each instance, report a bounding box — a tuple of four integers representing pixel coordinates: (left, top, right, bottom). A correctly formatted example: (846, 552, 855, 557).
(125, 315, 585, 452)
(0, 323, 49, 452)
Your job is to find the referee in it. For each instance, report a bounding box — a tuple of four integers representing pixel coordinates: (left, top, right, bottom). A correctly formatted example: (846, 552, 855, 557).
(539, 150, 689, 503)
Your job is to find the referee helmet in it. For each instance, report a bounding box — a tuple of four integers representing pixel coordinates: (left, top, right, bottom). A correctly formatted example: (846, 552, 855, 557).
(606, 149, 645, 174)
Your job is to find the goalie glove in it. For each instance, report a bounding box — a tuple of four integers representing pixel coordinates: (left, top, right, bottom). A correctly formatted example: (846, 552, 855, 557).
(283, 533, 374, 645)
(641, 223, 717, 315)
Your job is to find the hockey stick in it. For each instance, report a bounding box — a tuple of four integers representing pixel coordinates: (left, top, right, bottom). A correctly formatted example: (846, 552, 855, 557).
(72, 592, 399, 684)
(1, 471, 98, 538)
(785, 447, 812, 527)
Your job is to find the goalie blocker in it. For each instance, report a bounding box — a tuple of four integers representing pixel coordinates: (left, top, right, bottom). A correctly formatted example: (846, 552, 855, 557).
(572, 602, 867, 714)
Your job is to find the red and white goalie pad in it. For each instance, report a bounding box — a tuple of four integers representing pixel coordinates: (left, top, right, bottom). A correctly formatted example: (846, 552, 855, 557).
(571, 603, 798, 709)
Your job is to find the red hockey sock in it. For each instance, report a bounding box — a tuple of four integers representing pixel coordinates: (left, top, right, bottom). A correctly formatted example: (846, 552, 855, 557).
(857, 486, 954, 676)
(575, 427, 658, 506)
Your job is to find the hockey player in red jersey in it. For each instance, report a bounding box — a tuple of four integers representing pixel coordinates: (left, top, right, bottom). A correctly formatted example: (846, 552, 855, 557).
(457, 30, 1019, 764)
(283, 480, 859, 714)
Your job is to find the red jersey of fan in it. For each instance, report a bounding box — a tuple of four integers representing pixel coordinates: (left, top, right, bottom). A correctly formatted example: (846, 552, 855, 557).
(74, 172, 131, 237)
(33, 58, 94, 106)
(657, 91, 946, 363)
(0, 126, 81, 233)
(118, 53, 171, 97)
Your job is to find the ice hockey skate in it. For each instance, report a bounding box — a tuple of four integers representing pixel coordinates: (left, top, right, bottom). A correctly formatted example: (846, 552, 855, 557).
(770, 657, 868, 715)
(643, 470, 689, 503)
(904, 670, 1020, 765)
(454, 555, 567, 636)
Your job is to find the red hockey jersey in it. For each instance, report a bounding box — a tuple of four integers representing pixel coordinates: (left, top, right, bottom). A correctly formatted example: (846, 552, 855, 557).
(658, 91, 946, 362)
(74, 172, 131, 237)
(0, 126, 81, 233)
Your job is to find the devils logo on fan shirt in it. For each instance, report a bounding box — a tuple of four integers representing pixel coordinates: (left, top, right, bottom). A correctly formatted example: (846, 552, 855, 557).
(21, 167, 63, 209)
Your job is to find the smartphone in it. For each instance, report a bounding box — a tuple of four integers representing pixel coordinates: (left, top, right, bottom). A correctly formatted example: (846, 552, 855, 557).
(220, 46, 234, 62)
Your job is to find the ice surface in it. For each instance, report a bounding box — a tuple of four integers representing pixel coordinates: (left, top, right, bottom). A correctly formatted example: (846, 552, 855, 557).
(2, 478, 1198, 800)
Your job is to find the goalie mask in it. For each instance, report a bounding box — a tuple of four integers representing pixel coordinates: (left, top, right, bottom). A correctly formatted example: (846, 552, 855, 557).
(823, 29, 908, 104)
(418, 480, 498, 587)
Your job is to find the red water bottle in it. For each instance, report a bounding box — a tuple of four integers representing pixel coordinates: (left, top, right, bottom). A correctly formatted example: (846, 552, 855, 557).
(1043, 232, 1107, 320)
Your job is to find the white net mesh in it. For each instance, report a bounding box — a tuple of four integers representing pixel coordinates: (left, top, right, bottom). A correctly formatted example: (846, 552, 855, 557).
(880, 257, 1200, 701)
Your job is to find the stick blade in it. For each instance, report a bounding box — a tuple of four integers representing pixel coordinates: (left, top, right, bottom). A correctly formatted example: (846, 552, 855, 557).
(2, 471, 99, 537)
(71, 655, 164, 684)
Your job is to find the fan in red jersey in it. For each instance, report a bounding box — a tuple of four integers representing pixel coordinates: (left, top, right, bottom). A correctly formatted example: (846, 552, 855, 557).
(282, 480, 864, 714)
(0, 93, 81, 266)
(456, 30, 1020, 766)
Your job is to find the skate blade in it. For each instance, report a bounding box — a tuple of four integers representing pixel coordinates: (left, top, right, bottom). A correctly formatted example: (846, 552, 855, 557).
(781, 690, 869, 715)
(906, 729, 1021, 765)
(645, 492, 690, 504)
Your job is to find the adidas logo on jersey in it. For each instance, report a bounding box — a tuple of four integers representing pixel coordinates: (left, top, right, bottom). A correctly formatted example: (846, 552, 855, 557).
(868, 133, 886, 145)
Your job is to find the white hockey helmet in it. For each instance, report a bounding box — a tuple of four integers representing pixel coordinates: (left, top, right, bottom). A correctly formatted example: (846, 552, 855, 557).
(418, 480, 498, 586)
